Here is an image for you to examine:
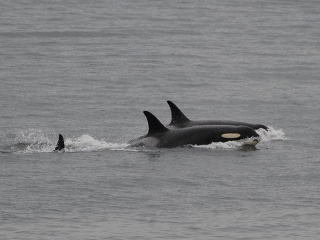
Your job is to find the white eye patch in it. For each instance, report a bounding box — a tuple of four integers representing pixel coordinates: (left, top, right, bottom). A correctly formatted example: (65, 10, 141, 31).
(221, 133, 241, 139)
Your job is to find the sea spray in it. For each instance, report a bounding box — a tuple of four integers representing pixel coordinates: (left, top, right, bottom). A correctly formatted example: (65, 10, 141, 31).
(256, 127, 287, 142)
(4, 127, 287, 154)
(65, 134, 128, 152)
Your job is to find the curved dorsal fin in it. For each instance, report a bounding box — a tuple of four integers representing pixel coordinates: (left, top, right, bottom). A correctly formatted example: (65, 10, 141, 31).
(143, 111, 169, 135)
(167, 101, 190, 125)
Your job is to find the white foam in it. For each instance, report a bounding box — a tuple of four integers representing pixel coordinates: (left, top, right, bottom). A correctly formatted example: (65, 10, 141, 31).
(10, 127, 287, 153)
(65, 134, 129, 152)
(256, 127, 287, 142)
(15, 129, 53, 153)
(10, 129, 128, 154)
(191, 141, 244, 149)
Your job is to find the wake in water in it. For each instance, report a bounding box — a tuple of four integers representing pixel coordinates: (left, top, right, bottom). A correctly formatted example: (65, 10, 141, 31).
(0, 129, 53, 154)
(256, 126, 287, 142)
(0, 127, 286, 154)
(65, 134, 128, 152)
(0, 129, 128, 154)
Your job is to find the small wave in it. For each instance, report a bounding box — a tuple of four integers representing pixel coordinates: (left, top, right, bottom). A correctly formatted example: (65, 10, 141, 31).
(1, 127, 286, 154)
(5, 129, 54, 153)
(191, 141, 244, 149)
(65, 134, 129, 153)
(1, 129, 128, 154)
(256, 127, 287, 142)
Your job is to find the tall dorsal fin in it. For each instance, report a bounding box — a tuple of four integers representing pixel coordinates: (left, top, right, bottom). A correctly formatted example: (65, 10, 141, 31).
(143, 111, 169, 135)
(167, 101, 191, 125)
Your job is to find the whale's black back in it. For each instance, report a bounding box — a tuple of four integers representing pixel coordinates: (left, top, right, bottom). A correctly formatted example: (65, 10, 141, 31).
(167, 100, 268, 130)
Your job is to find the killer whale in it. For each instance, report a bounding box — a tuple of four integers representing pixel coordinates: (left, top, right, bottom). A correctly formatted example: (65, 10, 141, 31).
(167, 101, 268, 130)
(129, 111, 260, 148)
(54, 134, 65, 152)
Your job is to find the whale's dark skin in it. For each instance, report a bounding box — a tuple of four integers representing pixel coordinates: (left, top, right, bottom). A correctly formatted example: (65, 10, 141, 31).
(129, 111, 260, 148)
(167, 101, 268, 130)
(129, 101, 267, 144)
(54, 134, 65, 152)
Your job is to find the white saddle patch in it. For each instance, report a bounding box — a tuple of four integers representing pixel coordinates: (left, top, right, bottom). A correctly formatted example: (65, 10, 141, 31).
(142, 137, 160, 147)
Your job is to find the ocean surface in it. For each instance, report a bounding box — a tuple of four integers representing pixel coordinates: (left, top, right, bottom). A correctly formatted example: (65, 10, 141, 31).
(1, 0, 319, 239)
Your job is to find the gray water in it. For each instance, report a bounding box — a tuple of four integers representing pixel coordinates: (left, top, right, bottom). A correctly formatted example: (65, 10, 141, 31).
(1, 0, 319, 239)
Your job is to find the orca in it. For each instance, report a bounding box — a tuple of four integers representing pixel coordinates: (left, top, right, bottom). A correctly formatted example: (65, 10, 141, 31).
(54, 134, 65, 152)
(129, 111, 260, 148)
(167, 100, 268, 130)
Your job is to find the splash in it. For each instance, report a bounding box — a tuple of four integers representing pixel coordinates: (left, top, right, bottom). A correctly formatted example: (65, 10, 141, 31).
(1, 129, 128, 154)
(191, 141, 244, 150)
(1, 127, 286, 154)
(5, 129, 54, 153)
(65, 134, 129, 153)
(256, 126, 287, 142)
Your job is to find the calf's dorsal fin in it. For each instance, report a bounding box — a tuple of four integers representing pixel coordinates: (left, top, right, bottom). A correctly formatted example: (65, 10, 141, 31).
(167, 100, 190, 125)
(55, 134, 65, 151)
(143, 111, 169, 135)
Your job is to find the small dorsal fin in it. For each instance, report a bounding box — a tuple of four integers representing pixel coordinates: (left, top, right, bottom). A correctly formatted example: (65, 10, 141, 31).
(55, 134, 65, 151)
(143, 111, 169, 135)
(167, 101, 190, 125)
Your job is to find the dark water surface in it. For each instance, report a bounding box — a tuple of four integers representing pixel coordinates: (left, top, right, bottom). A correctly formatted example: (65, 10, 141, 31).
(1, 0, 319, 239)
